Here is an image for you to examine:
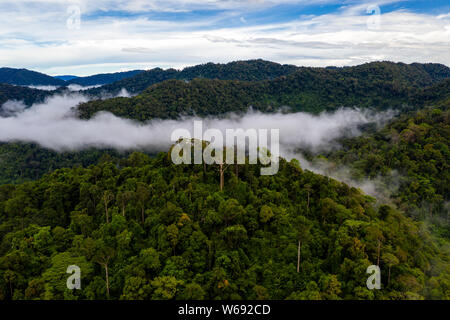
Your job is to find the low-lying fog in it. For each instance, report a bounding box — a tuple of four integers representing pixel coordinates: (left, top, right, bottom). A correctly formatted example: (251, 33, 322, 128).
(0, 92, 397, 198)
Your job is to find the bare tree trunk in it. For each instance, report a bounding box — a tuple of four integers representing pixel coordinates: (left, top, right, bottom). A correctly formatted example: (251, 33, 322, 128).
(141, 206, 145, 224)
(122, 204, 125, 217)
(377, 239, 381, 266)
(104, 197, 109, 224)
(105, 264, 110, 298)
(233, 145, 238, 178)
(307, 192, 310, 212)
(219, 164, 224, 191)
(297, 240, 302, 273)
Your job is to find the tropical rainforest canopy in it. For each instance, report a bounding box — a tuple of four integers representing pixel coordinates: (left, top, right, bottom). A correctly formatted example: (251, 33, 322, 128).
(0, 60, 448, 300)
(0, 151, 447, 300)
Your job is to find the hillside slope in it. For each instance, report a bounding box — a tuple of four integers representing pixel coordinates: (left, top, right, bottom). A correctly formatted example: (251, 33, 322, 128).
(84, 59, 300, 96)
(317, 104, 449, 224)
(0, 68, 65, 86)
(0, 152, 447, 300)
(0, 84, 52, 108)
(77, 62, 450, 121)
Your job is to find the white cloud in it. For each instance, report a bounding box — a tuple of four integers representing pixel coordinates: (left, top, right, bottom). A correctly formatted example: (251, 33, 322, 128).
(0, 92, 393, 153)
(436, 13, 450, 20)
(67, 84, 103, 91)
(0, 1, 448, 75)
(26, 85, 61, 91)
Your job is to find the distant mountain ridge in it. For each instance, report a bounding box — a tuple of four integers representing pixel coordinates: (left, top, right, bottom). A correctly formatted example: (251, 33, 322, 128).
(1, 60, 449, 114)
(84, 59, 300, 96)
(54, 75, 78, 81)
(66, 70, 144, 86)
(0, 68, 144, 87)
(77, 61, 450, 121)
(0, 67, 66, 86)
(3, 60, 448, 97)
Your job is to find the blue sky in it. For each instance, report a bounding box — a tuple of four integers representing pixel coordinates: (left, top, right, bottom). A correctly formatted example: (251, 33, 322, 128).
(84, 0, 449, 27)
(0, 0, 449, 76)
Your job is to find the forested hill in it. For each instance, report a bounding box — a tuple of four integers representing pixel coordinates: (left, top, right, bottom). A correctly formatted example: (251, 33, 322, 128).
(1, 61, 448, 112)
(70, 60, 297, 89)
(0, 67, 143, 88)
(66, 70, 145, 87)
(340, 62, 450, 87)
(82, 60, 450, 98)
(77, 62, 450, 121)
(412, 79, 450, 106)
(0, 60, 449, 300)
(315, 104, 449, 223)
(0, 68, 66, 86)
(0, 84, 53, 108)
(84, 59, 300, 96)
(0, 151, 447, 300)
(0, 61, 448, 187)
(180, 59, 300, 81)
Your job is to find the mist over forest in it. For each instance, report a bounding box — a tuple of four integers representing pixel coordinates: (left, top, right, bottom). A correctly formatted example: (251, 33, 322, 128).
(0, 16, 448, 303)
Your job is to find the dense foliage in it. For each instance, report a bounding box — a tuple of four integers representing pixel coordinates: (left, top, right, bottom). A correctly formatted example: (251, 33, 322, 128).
(179, 59, 299, 82)
(1, 61, 447, 114)
(83, 59, 300, 96)
(0, 60, 298, 112)
(0, 152, 447, 300)
(77, 62, 450, 121)
(316, 104, 449, 228)
(0, 60, 448, 300)
(0, 68, 65, 86)
(0, 143, 132, 185)
(75, 59, 297, 92)
(0, 84, 52, 108)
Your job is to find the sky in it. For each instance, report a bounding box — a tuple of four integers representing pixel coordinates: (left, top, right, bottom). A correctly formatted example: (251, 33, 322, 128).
(0, 0, 449, 76)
